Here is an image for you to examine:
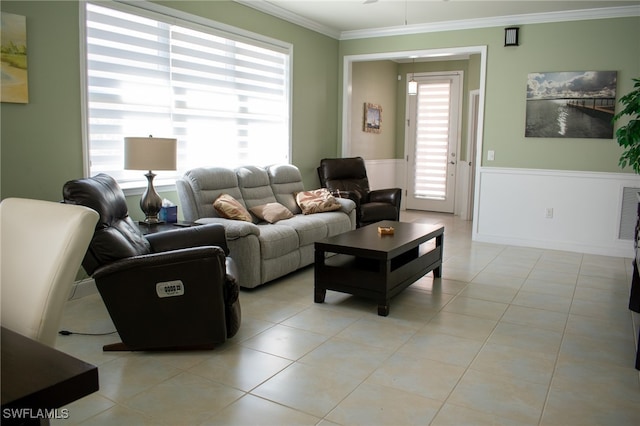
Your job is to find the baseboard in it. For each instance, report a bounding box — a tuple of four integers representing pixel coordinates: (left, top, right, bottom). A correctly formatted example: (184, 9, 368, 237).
(68, 278, 98, 300)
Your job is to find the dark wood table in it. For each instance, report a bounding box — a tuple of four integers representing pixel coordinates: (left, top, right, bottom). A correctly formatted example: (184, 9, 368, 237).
(314, 220, 444, 316)
(1, 327, 99, 425)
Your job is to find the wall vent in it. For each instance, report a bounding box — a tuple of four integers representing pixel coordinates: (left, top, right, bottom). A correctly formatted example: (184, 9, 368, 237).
(619, 187, 640, 240)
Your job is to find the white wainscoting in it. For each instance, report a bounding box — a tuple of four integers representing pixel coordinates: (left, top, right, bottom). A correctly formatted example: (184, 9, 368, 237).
(473, 167, 640, 258)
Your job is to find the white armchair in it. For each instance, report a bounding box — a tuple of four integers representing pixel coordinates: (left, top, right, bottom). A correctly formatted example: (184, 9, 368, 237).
(0, 198, 98, 346)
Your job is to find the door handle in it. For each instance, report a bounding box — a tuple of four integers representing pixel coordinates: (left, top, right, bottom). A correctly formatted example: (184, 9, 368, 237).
(449, 161, 456, 165)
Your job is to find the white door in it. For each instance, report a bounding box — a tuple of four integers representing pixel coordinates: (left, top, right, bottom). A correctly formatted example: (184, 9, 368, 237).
(406, 72, 462, 212)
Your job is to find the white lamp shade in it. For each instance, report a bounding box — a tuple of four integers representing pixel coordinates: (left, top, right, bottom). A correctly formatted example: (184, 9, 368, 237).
(408, 80, 418, 95)
(124, 137, 177, 171)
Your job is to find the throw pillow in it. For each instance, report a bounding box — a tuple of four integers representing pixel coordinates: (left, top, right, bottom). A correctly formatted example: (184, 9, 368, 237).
(250, 202, 293, 224)
(213, 194, 252, 222)
(295, 189, 341, 215)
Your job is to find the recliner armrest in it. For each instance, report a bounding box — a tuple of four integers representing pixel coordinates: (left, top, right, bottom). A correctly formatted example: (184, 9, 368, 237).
(145, 223, 229, 255)
(93, 246, 226, 279)
(369, 188, 402, 209)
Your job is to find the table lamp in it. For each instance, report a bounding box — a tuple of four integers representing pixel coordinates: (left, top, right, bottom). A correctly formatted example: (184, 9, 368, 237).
(124, 136, 177, 224)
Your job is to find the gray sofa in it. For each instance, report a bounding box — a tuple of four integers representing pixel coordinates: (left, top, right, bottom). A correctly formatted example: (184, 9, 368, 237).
(177, 164, 356, 288)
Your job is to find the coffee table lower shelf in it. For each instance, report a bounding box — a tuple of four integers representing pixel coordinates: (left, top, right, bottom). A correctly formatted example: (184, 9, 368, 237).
(314, 222, 443, 316)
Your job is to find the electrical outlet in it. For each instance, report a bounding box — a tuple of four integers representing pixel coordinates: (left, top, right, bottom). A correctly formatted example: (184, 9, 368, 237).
(545, 208, 554, 219)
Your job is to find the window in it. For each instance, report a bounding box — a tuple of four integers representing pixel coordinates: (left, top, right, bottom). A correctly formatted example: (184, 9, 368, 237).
(82, 1, 291, 186)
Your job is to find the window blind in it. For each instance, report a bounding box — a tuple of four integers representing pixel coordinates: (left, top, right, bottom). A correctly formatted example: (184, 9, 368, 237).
(84, 2, 290, 184)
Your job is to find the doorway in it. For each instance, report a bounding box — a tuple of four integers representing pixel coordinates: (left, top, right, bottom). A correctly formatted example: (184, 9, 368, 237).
(405, 72, 463, 213)
(341, 46, 487, 224)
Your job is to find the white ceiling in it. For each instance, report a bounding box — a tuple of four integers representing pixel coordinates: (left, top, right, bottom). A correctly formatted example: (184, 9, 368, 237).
(236, 0, 640, 39)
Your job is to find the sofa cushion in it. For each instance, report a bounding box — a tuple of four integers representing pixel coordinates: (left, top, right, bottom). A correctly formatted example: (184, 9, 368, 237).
(213, 194, 252, 222)
(279, 215, 328, 246)
(236, 166, 278, 214)
(180, 167, 244, 220)
(296, 189, 341, 214)
(256, 224, 299, 259)
(267, 164, 305, 215)
(250, 203, 293, 224)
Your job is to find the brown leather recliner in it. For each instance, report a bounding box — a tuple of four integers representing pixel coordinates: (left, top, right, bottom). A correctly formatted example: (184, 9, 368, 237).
(318, 157, 401, 227)
(63, 173, 240, 351)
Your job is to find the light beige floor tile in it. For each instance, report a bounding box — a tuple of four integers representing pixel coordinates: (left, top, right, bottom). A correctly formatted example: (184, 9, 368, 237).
(470, 342, 556, 385)
(75, 404, 156, 425)
(251, 362, 362, 418)
(500, 305, 568, 332)
(281, 305, 361, 336)
(520, 278, 576, 298)
(187, 345, 292, 391)
(470, 271, 526, 289)
(298, 337, 394, 381)
(397, 331, 484, 367)
(442, 295, 509, 321)
(96, 356, 183, 403)
(421, 311, 498, 341)
(124, 372, 244, 425)
(576, 274, 630, 294)
(512, 290, 572, 313)
(240, 324, 328, 360)
(483, 262, 534, 279)
(367, 352, 466, 401)
(541, 385, 640, 426)
(565, 313, 635, 343)
(431, 402, 528, 426)
(534, 259, 581, 274)
(552, 358, 640, 403)
(527, 269, 578, 286)
(51, 393, 115, 426)
(201, 394, 320, 425)
(558, 332, 636, 367)
(326, 381, 442, 425)
(459, 283, 518, 303)
(335, 316, 417, 350)
(448, 369, 548, 424)
(569, 297, 634, 323)
(488, 322, 563, 354)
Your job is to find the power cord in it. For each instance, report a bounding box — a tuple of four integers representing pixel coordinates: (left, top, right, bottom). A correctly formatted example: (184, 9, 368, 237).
(59, 330, 117, 336)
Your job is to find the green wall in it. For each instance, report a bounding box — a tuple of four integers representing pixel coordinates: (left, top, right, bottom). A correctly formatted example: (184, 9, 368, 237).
(1, 1, 639, 213)
(0, 0, 339, 210)
(340, 17, 639, 171)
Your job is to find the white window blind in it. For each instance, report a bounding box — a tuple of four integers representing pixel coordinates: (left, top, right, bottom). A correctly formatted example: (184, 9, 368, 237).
(414, 81, 451, 200)
(84, 2, 290, 185)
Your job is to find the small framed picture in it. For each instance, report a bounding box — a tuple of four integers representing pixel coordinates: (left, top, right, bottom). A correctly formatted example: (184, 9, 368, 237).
(363, 102, 382, 133)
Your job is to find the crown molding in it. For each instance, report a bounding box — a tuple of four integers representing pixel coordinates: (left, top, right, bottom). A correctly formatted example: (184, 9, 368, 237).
(234, 0, 341, 39)
(233, 2, 639, 41)
(340, 5, 640, 40)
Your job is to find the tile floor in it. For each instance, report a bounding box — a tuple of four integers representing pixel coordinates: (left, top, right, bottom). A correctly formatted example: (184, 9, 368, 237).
(54, 210, 640, 425)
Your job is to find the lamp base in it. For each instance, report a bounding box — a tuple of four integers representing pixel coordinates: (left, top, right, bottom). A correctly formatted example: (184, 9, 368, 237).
(138, 220, 165, 226)
(140, 171, 163, 224)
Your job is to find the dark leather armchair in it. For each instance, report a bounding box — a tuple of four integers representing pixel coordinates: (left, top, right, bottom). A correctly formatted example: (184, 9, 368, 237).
(318, 157, 401, 227)
(62, 174, 240, 351)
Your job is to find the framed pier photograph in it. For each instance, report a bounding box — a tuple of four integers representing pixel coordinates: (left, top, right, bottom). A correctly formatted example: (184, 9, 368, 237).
(525, 71, 617, 139)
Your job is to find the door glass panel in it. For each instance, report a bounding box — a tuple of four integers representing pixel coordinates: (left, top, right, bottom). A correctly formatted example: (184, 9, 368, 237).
(414, 81, 451, 200)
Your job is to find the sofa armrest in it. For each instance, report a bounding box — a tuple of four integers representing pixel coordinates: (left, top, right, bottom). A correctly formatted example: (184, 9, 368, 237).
(370, 188, 402, 209)
(195, 217, 260, 241)
(333, 196, 357, 215)
(145, 223, 229, 255)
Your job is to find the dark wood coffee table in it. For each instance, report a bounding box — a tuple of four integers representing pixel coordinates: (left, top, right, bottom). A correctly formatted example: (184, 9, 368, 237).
(314, 220, 444, 316)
